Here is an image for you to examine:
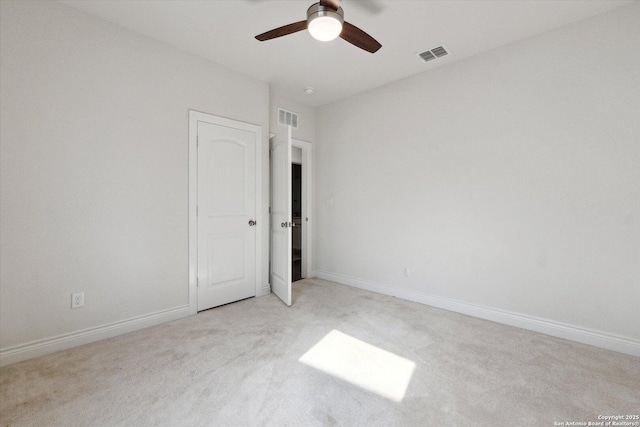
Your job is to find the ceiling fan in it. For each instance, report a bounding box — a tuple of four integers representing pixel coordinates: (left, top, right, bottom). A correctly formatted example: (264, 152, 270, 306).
(255, 0, 382, 54)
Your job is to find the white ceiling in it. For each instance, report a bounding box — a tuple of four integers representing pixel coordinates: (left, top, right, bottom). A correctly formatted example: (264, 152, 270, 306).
(61, 0, 633, 107)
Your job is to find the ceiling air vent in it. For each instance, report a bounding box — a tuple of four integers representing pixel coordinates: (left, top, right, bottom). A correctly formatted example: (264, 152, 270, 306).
(418, 45, 450, 63)
(419, 51, 436, 62)
(278, 108, 299, 129)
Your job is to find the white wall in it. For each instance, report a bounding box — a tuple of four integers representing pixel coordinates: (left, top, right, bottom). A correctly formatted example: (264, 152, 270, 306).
(292, 147, 303, 164)
(315, 4, 640, 349)
(0, 0, 270, 361)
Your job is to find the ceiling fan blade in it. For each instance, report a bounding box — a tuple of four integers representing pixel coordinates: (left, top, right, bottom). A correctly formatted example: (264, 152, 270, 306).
(340, 21, 382, 53)
(320, 0, 342, 11)
(255, 21, 308, 41)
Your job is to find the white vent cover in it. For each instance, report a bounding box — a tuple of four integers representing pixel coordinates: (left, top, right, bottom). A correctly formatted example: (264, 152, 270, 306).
(278, 108, 299, 129)
(418, 45, 451, 63)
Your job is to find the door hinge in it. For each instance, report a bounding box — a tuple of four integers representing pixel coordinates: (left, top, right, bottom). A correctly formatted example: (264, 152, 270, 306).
(196, 205, 198, 216)
(197, 277, 199, 287)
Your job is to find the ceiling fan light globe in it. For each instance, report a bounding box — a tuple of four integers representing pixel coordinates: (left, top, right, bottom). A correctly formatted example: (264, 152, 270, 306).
(308, 16, 343, 41)
(306, 3, 344, 42)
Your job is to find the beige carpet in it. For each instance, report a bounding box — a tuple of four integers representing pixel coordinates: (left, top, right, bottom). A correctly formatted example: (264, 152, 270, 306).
(1, 279, 638, 426)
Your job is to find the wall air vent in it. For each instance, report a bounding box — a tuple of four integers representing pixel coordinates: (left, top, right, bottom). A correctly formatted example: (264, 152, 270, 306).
(278, 108, 299, 129)
(418, 45, 451, 63)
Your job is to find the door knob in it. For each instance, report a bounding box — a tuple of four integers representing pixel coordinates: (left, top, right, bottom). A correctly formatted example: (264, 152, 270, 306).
(281, 222, 286, 228)
(248, 220, 256, 226)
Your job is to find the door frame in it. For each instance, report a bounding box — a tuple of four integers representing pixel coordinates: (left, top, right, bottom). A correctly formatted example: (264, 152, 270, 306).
(188, 110, 263, 314)
(292, 138, 313, 278)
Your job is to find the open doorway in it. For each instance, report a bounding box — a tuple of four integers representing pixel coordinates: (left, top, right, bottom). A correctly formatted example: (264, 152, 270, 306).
(269, 131, 312, 305)
(290, 139, 312, 283)
(292, 160, 302, 281)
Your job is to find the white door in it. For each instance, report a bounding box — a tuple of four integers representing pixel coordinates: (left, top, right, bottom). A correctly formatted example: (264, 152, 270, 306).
(270, 127, 292, 306)
(197, 120, 258, 311)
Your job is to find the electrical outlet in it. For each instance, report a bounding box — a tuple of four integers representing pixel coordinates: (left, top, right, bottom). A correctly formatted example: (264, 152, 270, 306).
(71, 292, 84, 308)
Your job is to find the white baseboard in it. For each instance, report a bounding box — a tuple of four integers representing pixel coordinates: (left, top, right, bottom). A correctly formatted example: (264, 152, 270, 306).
(312, 270, 640, 358)
(0, 305, 192, 367)
(257, 285, 271, 298)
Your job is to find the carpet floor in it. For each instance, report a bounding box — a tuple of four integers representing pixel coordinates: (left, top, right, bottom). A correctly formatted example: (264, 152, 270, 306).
(1, 279, 638, 426)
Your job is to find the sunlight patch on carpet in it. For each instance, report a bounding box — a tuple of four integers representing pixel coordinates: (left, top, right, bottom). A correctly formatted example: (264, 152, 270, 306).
(299, 330, 416, 402)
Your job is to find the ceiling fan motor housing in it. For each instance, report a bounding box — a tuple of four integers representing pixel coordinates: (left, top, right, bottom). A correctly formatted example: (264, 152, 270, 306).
(307, 3, 344, 23)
